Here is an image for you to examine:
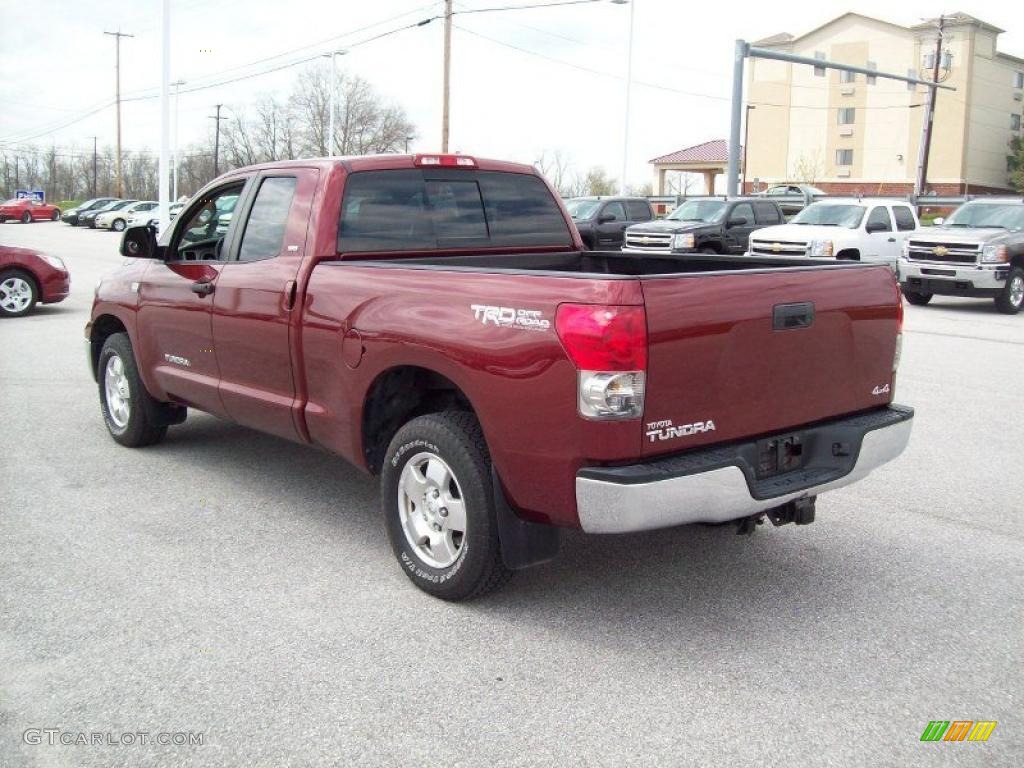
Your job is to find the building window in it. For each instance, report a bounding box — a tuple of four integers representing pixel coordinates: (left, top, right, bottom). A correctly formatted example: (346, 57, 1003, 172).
(1013, 114, 1022, 132)
(836, 149, 854, 166)
(814, 51, 826, 77)
(1015, 71, 1024, 89)
(866, 61, 877, 85)
(840, 69, 856, 83)
(838, 108, 856, 125)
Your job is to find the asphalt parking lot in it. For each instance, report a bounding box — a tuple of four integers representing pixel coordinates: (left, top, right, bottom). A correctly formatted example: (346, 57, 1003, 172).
(1, 220, 1021, 767)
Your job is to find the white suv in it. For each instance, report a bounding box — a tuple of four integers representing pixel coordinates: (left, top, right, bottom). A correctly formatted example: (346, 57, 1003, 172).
(96, 201, 158, 232)
(747, 198, 919, 271)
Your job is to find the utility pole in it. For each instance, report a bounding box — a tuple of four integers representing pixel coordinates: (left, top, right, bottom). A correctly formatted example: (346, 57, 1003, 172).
(172, 80, 185, 200)
(104, 30, 134, 197)
(209, 104, 228, 178)
(441, 0, 453, 152)
(87, 136, 98, 197)
(742, 104, 755, 193)
(914, 15, 947, 196)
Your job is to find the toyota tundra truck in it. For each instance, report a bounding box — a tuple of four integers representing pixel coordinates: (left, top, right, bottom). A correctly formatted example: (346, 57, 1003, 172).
(900, 198, 1024, 314)
(86, 154, 913, 600)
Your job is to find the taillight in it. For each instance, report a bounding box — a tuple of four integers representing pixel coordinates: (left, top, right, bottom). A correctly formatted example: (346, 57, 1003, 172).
(556, 304, 647, 420)
(413, 154, 477, 168)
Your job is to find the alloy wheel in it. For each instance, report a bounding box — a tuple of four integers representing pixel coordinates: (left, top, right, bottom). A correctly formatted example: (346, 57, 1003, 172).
(104, 354, 132, 429)
(397, 452, 468, 569)
(0, 277, 33, 314)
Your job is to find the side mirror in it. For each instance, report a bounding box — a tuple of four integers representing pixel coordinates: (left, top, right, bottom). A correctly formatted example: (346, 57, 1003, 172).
(932, 217, 945, 226)
(120, 225, 165, 259)
(728, 216, 750, 227)
(598, 213, 616, 224)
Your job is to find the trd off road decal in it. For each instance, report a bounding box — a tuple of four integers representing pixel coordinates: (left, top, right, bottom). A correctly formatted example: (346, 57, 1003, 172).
(470, 304, 550, 331)
(646, 419, 716, 443)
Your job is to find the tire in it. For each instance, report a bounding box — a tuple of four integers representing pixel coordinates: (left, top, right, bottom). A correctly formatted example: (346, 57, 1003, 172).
(995, 267, 1024, 315)
(0, 269, 38, 317)
(698, 246, 718, 254)
(112, 218, 126, 232)
(381, 411, 512, 600)
(21, 211, 31, 224)
(50, 209, 60, 221)
(97, 333, 169, 447)
(0, 216, 6, 223)
(903, 291, 933, 306)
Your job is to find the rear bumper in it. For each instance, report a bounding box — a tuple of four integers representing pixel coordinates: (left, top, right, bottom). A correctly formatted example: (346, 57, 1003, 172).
(900, 260, 1007, 297)
(575, 405, 913, 533)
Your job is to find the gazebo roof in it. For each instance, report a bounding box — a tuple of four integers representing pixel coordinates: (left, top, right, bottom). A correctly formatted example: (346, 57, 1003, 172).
(650, 139, 732, 165)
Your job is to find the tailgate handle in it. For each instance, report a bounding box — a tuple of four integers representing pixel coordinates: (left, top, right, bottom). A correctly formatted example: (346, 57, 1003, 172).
(773, 302, 814, 330)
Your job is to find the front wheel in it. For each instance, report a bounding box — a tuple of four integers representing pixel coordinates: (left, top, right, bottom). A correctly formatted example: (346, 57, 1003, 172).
(0, 269, 38, 317)
(20, 211, 31, 224)
(903, 291, 933, 306)
(112, 218, 126, 232)
(98, 333, 171, 447)
(381, 411, 511, 600)
(50, 209, 60, 221)
(995, 268, 1024, 315)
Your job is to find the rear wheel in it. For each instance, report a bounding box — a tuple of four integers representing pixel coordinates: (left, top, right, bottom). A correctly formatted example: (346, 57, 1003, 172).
(50, 209, 60, 221)
(698, 246, 718, 254)
(0, 269, 38, 317)
(381, 411, 511, 600)
(112, 218, 126, 232)
(903, 291, 933, 306)
(995, 268, 1024, 315)
(20, 211, 31, 224)
(98, 333, 171, 447)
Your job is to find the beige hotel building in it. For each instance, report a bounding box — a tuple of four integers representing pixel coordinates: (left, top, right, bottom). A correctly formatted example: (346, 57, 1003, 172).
(744, 12, 1024, 195)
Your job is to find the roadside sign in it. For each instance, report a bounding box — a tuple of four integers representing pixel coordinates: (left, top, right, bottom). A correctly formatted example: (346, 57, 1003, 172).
(15, 189, 45, 203)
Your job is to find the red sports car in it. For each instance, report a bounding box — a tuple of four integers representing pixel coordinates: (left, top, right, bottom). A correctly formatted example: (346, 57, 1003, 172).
(0, 198, 62, 223)
(0, 245, 70, 316)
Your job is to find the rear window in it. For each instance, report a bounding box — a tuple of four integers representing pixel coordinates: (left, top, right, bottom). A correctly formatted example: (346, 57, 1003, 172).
(626, 201, 652, 221)
(338, 169, 572, 252)
(754, 202, 782, 224)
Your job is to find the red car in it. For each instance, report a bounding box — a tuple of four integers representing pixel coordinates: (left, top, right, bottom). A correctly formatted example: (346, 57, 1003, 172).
(86, 154, 912, 599)
(0, 245, 70, 316)
(0, 198, 62, 223)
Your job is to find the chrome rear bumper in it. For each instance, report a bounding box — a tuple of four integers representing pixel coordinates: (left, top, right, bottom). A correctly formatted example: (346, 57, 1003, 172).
(576, 406, 913, 533)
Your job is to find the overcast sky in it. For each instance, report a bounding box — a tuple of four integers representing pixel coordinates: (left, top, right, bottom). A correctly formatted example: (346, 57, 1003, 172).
(2, 0, 1021, 189)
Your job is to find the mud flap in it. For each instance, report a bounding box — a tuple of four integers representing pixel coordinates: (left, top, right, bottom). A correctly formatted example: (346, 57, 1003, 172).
(492, 467, 560, 570)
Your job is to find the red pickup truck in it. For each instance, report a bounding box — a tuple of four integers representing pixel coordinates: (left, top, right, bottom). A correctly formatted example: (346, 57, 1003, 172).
(87, 154, 913, 599)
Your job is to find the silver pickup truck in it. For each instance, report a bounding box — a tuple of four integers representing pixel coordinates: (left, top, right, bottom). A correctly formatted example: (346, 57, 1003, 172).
(900, 199, 1024, 315)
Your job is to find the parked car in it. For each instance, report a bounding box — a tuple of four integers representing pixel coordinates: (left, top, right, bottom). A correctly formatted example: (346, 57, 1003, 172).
(747, 198, 919, 271)
(129, 202, 185, 229)
(62, 197, 118, 226)
(622, 197, 784, 255)
(0, 198, 61, 224)
(756, 184, 827, 216)
(87, 153, 912, 600)
(96, 201, 158, 232)
(565, 196, 654, 250)
(900, 198, 1024, 314)
(0, 245, 70, 317)
(80, 199, 135, 228)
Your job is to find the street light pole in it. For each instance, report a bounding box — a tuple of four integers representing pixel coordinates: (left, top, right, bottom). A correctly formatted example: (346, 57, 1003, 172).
(742, 104, 755, 193)
(172, 79, 185, 200)
(323, 50, 347, 155)
(158, 0, 171, 233)
(617, 0, 634, 195)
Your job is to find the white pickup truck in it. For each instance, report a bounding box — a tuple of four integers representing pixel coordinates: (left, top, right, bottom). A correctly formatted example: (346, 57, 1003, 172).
(747, 198, 919, 270)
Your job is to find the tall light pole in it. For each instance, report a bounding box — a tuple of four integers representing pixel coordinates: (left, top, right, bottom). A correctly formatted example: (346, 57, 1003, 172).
(441, 0, 453, 152)
(742, 104, 755, 193)
(615, 0, 634, 194)
(103, 29, 134, 198)
(323, 50, 347, 155)
(158, 0, 171, 233)
(172, 79, 185, 200)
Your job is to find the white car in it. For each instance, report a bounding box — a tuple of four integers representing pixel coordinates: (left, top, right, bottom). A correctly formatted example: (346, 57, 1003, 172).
(96, 201, 158, 232)
(747, 198, 919, 271)
(127, 202, 185, 229)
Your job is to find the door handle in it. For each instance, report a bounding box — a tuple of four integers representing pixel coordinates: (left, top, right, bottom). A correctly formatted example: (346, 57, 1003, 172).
(191, 280, 215, 297)
(887, 237, 897, 242)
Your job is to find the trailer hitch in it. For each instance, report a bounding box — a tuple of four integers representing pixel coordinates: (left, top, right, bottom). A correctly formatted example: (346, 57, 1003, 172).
(734, 496, 816, 535)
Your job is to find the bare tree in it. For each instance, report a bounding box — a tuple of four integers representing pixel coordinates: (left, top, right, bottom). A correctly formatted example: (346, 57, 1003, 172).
(535, 150, 573, 195)
(791, 151, 824, 184)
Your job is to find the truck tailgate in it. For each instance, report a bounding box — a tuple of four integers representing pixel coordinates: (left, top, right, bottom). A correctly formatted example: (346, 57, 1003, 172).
(640, 265, 900, 457)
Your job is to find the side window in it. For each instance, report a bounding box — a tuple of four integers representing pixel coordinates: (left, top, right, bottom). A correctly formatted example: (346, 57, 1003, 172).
(754, 202, 781, 224)
(867, 206, 892, 232)
(767, 186, 784, 196)
(601, 202, 626, 222)
(731, 202, 754, 223)
(892, 206, 917, 232)
(626, 201, 652, 221)
(238, 177, 297, 261)
(173, 181, 246, 260)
